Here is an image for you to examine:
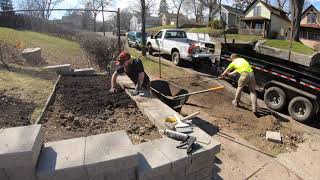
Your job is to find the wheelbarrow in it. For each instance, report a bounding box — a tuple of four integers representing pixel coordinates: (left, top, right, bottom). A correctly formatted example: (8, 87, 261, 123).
(150, 80, 224, 112)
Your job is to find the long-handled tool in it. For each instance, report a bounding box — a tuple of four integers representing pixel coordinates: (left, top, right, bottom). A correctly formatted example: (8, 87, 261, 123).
(172, 86, 224, 100)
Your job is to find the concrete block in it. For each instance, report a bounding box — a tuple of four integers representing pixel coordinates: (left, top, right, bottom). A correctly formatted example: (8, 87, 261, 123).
(266, 131, 282, 144)
(85, 131, 138, 176)
(152, 137, 191, 173)
(37, 137, 88, 180)
(90, 168, 136, 180)
(44, 64, 71, 73)
(61, 68, 95, 76)
(196, 166, 213, 180)
(0, 168, 8, 180)
(5, 166, 37, 180)
(134, 141, 171, 180)
(0, 125, 44, 168)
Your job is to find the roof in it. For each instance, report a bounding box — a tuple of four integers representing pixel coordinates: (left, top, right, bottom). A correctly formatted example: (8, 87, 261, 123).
(222, 5, 244, 16)
(163, 13, 186, 19)
(300, 24, 320, 29)
(302, 4, 319, 17)
(244, 0, 290, 22)
(242, 16, 270, 21)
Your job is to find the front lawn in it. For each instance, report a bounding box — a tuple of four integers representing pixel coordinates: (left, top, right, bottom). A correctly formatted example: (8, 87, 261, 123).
(264, 40, 316, 55)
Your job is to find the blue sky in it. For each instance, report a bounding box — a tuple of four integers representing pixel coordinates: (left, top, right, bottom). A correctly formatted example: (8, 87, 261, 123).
(11, 0, 320, 21)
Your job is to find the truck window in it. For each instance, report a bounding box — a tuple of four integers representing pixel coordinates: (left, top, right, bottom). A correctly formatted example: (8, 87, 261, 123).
(155, 31, 163, 39)
(165, 31, 186, 38)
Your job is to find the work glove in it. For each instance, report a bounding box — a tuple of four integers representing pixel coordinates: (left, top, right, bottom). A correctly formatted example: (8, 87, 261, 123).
(109, 87, 117, 93)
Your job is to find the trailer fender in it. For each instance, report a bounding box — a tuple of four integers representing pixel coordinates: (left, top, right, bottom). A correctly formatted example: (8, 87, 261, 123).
(264, 81, 319, 112)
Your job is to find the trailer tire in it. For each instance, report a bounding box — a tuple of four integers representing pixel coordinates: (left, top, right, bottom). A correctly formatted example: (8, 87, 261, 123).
(288, 96, 314, 123)
(172, 51, 182, 66)
(264, 86, 286, 111)
(148, 45, 154, 56)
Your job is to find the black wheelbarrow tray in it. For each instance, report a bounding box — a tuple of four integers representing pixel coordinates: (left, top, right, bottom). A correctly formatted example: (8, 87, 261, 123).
(150, 80, 225, 112)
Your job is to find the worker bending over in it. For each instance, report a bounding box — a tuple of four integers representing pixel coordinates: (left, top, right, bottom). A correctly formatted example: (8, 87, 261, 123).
(219, 54, 258, 115)
(110, 51, 151, 96)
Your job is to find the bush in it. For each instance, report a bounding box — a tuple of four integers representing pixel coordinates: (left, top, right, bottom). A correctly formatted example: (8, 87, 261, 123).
(209, 19, 224, 29)
(77, 33, 125, 71)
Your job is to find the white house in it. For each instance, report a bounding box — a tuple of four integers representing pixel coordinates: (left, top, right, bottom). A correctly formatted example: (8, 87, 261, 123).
(130, 15, 161, 31)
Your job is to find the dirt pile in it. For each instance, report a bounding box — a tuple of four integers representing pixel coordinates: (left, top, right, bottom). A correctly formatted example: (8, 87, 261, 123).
(0, 91, 35, 128)
(42, 75, 161, 144)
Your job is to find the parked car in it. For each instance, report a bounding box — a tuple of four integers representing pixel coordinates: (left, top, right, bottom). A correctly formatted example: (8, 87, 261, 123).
(146, 29, 215, 66)
(112, 30, 126, 36)
(127, 31, 149, 49)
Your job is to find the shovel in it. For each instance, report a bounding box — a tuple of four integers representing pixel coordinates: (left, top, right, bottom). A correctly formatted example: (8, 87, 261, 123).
(172, 86, 224, 100)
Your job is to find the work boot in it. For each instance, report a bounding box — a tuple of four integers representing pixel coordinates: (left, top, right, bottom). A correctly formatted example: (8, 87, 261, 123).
(232, 100, 239, 107)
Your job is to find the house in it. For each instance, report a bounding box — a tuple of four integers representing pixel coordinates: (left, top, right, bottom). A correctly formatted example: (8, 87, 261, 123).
(161, 13, 188, 26)
(130, 15, 161, 31)
(59, 13, 84, 30)
(299, 4, 320, 50)
(239, 0, 290, 39)
(214, 5, 244, 28)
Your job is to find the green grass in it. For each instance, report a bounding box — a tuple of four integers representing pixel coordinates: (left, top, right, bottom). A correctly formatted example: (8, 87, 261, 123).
(0, 27, 82, 64)
(0, 69, 54, 122)
(226, 34, 265, 42)
(264, 40, 316, 55)
(186, 27, 212, 33)
(147, 25, 176, 32)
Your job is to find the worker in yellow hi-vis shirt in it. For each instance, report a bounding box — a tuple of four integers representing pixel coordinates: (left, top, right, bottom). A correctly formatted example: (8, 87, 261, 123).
(219, 54, 258, 115)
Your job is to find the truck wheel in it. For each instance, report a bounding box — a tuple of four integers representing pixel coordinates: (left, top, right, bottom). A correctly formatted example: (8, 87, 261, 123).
(288, 96, 315, 123)
(172, 51, 182, 66)
(264, 86, 286, 111)
(148, 45, 154, 56)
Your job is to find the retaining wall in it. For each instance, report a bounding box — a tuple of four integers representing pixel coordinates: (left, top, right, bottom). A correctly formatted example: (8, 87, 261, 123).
(0, 74, 221, 180)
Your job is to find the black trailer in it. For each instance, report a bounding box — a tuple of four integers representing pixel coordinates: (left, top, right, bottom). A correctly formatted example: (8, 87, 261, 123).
(217, 42, 320, 123)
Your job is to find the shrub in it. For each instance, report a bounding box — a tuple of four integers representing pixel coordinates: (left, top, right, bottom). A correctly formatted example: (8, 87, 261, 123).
(209, 19, 224, 29)
(77, 33, 125, 71)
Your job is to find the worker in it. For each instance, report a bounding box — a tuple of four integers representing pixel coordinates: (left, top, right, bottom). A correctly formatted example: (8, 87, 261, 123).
(109, 51, 150, 96)
(219, 54, 258, 115)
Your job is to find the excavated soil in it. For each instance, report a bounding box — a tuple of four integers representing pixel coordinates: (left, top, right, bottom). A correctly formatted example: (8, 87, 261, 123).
(0, 91, 35, 128)
(42, 75, 161, 144)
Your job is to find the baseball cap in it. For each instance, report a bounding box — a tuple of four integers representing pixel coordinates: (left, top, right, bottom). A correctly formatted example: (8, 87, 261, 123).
(116, 51, 131, 66)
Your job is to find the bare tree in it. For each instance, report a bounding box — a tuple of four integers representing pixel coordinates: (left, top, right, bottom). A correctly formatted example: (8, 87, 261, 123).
(34, 0, 64, 19)
(84, 0, 111, 32)
(172, 0, 187, 28)
(184, 0, 205, 24)
(232, 0, 253, 10)
(199, 0, 219, 26)
(131, 0, 155, 17)
(291, 0, 305, 41)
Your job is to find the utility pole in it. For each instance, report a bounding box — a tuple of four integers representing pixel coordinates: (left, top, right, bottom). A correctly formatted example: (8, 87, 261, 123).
(117, 8, 121, 55)
(101, 1, 105, 36)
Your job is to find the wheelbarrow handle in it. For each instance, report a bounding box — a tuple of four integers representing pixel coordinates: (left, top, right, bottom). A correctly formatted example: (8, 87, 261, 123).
(172, 86, 224, 99)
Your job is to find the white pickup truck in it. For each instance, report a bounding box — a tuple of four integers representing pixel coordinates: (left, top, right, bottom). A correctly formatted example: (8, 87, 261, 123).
(146, 29, 215, 66)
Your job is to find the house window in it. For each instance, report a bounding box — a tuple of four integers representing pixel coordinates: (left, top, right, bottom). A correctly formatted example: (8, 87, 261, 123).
(253, 6, 261, 16)
(221, 12, 227, 22)
(255, 22, 263, 29)
(307, 13, 317, 24)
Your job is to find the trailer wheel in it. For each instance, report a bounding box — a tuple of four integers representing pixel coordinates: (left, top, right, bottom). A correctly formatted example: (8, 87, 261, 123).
(148, 45, 154, 56)
(288, 96, 314, 123)
(172, 51, 182, 66)
(264, 86, 286, 111)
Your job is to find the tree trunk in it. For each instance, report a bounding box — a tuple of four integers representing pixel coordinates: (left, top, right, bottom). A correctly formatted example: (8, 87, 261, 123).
(207, 6, 213, 27)
(291, 0, 304, 41)
(93, 13, 97, 32)
(176, 9, 180, 28)
(141, 0, 146, 56)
